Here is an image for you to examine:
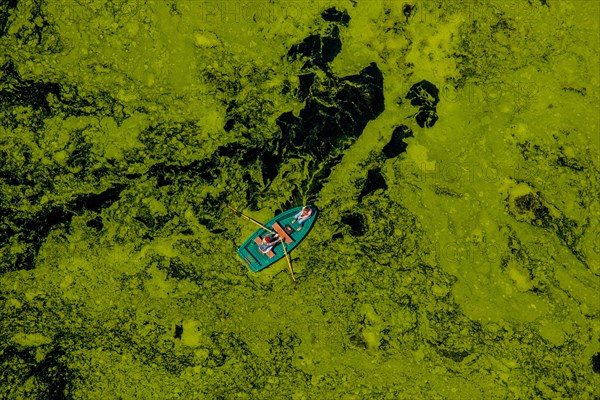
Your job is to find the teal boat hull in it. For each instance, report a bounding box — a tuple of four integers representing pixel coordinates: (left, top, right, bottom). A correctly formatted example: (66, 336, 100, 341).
(237, 206, 317, 272)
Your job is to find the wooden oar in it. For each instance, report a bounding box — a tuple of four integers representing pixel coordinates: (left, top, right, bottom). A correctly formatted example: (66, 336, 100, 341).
(229, 204, 296, 287)
(227, 204, 276, 235)
(282, 242, 297, 288)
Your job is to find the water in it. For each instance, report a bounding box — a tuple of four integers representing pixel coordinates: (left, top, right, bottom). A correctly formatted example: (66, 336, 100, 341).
(1, 0, 599, 398)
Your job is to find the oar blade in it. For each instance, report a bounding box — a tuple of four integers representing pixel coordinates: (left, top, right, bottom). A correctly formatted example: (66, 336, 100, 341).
(282, 242, 297, 287)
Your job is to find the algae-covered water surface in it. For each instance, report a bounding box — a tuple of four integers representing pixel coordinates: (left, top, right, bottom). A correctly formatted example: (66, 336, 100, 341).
(1, 0, 599, 398)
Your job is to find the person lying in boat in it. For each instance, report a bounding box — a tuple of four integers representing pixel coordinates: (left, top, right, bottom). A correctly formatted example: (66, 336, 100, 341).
(258, 234, 280, 254)
(292, 206, 314, 231)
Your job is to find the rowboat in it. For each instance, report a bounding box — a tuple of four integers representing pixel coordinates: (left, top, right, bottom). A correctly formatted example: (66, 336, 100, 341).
(236, 206, 317, 273)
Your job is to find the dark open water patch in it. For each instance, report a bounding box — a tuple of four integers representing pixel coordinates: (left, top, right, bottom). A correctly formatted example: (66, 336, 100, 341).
(382, 125, 414, 159)
(592, 352, 600, 374)
(277, 62, 384, 161)
(340, 212, 367, 237)
(406, 80, 440, 128)
(358, 168, 388, 201)
(287, 25, 342, 69)
(321, 7, 351, 26)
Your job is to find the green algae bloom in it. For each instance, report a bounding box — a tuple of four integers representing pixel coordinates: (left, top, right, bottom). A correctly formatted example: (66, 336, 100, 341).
(1, 0, 599, 398)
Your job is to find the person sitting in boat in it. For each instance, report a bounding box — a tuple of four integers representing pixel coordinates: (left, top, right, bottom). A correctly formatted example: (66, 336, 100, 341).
(258, 234, 280, 254)
(292, 206, 313, 231)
